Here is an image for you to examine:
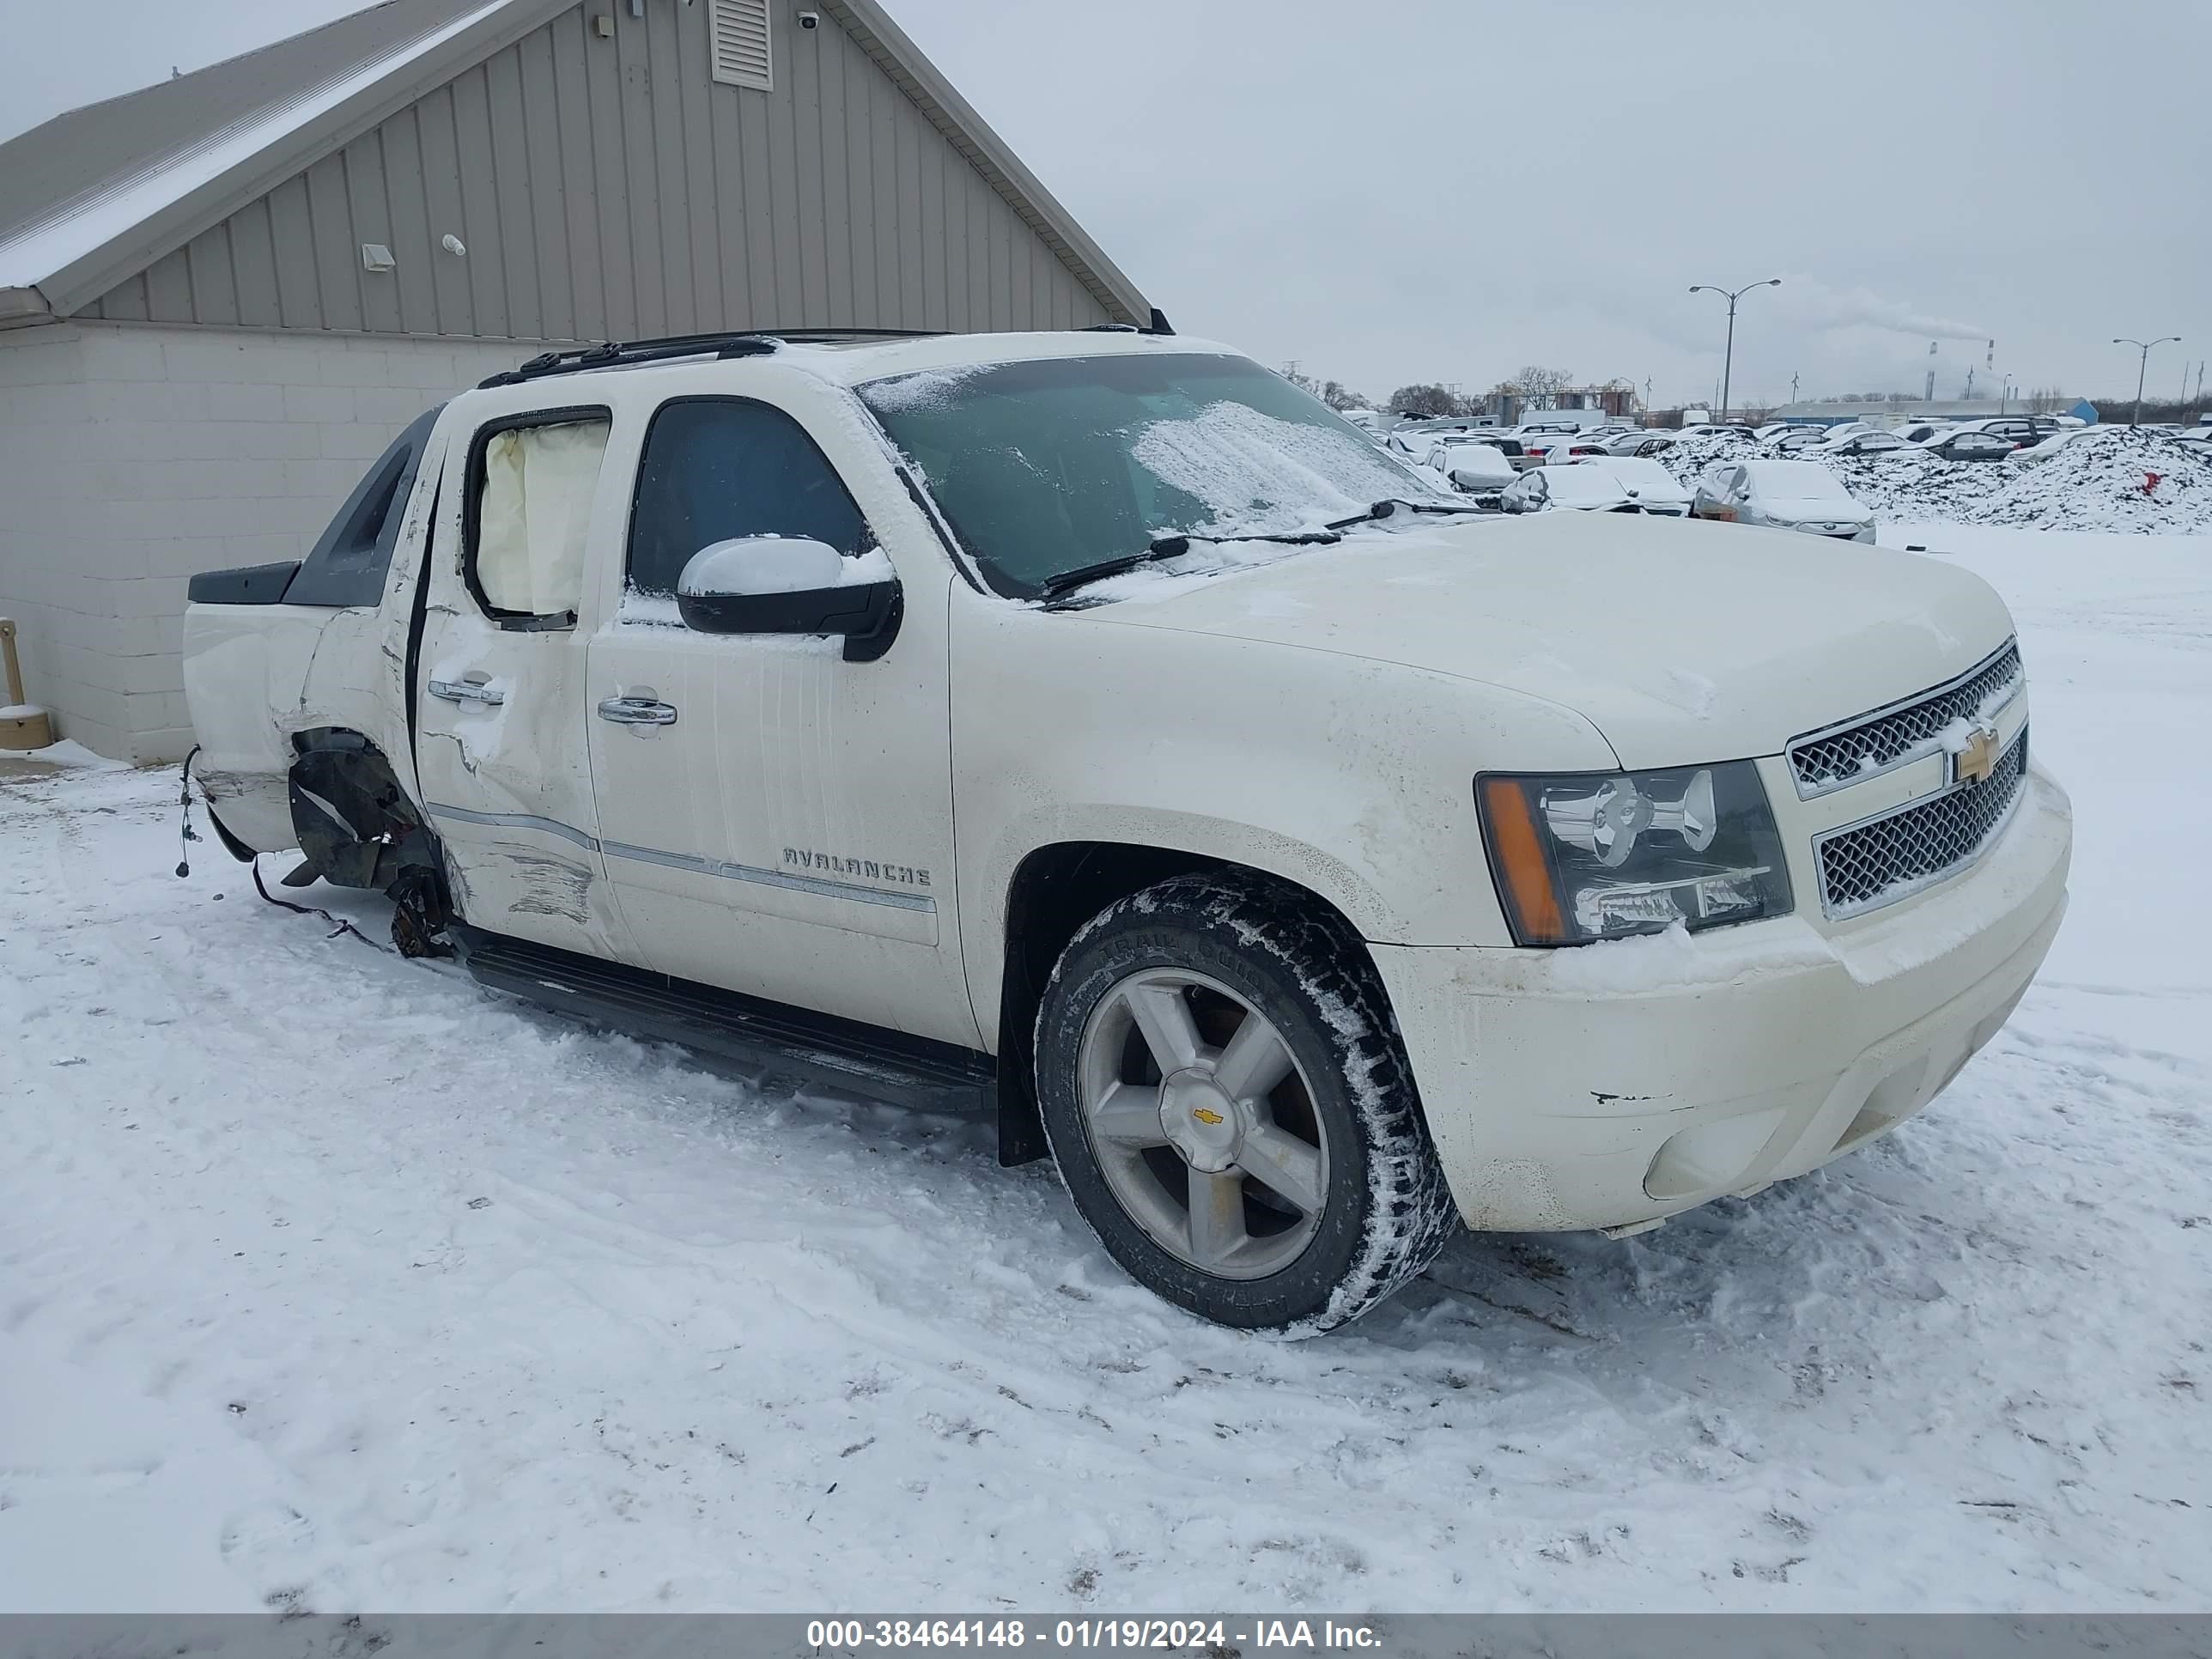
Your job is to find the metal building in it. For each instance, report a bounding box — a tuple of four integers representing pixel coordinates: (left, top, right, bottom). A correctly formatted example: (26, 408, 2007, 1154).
(0, 0, 1152, 760)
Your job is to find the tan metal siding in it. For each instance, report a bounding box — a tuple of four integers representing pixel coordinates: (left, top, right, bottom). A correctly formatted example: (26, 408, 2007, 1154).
(78, 1, 1116, 339)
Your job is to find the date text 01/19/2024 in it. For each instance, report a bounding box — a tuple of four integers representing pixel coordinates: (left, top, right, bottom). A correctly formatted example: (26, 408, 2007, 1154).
(803, 1620, 1383, 1650)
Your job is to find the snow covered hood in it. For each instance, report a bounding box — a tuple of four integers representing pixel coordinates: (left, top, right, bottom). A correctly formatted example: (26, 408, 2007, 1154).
(1764, 493, 1875, 524)
(1080, 511, 2016, 770)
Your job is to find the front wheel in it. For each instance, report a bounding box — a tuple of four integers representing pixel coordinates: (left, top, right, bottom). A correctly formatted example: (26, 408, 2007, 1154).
(1034, 874, 1460, 1335)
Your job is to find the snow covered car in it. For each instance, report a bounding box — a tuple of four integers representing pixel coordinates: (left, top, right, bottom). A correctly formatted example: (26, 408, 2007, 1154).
(1499, 464, 1639, 514)
(179, 328, 2069, 1336)
(1692, 459, 1877, 541)
(1427, 439, 1517, 498)
(1810, 430, 1912, 459)
(1386, 419, 1500, 466)
(1940, 417, 2063, 452)
(1925, 428, 2020, 463)
(1769, 429, 1832, 456)
(1516, 432, 1610, 469)
(1566, 455, 1694, 514)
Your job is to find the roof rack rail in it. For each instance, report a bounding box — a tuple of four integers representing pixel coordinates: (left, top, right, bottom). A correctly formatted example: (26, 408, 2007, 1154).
(1081, 308, 1176, 338)
(477, 327, 946, 388)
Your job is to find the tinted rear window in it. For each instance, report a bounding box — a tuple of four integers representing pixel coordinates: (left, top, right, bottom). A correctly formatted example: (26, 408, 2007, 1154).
(284, 404, 442, 607)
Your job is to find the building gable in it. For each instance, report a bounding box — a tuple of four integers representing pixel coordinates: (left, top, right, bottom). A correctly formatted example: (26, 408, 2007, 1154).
(77, 0, 1135, 341)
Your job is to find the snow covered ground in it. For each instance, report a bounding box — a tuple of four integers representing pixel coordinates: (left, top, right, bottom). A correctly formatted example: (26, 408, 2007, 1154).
(3, 526, 2209, 1615)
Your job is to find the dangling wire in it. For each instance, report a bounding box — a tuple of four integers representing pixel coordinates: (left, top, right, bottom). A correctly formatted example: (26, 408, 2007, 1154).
(175, 744, 392, 954)
(250, 855, 386, 951)
(175, 744, 203, 878)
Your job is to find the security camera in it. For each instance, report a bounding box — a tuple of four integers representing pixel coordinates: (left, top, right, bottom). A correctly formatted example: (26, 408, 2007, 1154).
(798, 9, 819, 27)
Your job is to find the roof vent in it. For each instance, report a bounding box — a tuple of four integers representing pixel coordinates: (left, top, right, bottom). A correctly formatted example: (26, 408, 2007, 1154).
(709, 0, 773, 92)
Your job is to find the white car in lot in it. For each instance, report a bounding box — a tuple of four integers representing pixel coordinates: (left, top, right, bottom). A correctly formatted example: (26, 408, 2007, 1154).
(1515, 428, 1613, 469)
(1386, 419, 1501, 466)
(1499, 463, 1639, 514)
(1427, 439, 1517, 498)
(1567, 455, 1693, 514)
(1692, 459, 1877, 542)
(1808, 429, 1914, 459)
(1590, 427, 1667, 456)
(179, 327, 2068, 1335)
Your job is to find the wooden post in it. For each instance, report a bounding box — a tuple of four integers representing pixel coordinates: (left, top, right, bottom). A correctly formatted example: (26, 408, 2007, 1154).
(0, 618, 57, 750)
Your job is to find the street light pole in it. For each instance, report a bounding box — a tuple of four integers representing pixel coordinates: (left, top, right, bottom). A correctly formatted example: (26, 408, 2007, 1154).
(2112, 335, 2179, 428)
(1689, 278, 1782, 423)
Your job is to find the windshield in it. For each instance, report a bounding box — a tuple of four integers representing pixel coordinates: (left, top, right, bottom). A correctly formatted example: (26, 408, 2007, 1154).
(858, 351, 1431, 598)
(1745, 461, 1851, 500)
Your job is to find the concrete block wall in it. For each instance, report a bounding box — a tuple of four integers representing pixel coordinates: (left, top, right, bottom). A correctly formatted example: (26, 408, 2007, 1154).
(0, 321, 546, 762)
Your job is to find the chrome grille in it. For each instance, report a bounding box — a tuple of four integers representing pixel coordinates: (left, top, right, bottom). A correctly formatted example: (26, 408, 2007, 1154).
(1788, 641, 2024, 797)
(1816, 727, 2028, 918)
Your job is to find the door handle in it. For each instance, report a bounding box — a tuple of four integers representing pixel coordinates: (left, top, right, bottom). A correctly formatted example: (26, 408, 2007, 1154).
(428, 678, 505, 706)
(598, 695, 678, 726)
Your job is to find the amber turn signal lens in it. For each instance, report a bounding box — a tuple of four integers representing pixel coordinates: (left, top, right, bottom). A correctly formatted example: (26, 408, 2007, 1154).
(1479, 777, 1566, 945)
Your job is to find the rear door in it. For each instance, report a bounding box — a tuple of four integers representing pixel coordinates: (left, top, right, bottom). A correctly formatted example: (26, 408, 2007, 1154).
(413, 398, 639, 961)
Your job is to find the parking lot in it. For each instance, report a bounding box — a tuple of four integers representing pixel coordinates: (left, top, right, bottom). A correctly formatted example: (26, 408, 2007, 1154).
(3, 519, 2206, 1615)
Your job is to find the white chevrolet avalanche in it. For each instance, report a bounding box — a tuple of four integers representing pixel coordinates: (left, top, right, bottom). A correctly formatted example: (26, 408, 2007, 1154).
(180, 329, 2070, 1335)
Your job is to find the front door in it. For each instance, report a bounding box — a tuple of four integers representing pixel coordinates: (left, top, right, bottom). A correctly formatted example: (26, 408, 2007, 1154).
(585, 392, 976, 1048)
(413, 400, 636, 961)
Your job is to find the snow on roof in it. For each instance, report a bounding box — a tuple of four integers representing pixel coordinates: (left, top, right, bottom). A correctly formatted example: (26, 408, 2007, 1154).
(805, 330, 1244, 387)
(1583, 455, 1683, 490)
(1542, 466, 1631, 503)
(1742, 459, 1850, 492)
(0, 0, 1152, 328)
(0, 1, 505, 292)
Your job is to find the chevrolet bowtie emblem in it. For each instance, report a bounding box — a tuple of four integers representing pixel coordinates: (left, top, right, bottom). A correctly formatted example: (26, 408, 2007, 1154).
(1954, 725, 1999, 787)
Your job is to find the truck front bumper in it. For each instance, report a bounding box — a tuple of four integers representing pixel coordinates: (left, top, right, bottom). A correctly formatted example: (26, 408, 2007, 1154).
(1371, 769, 2072, 1233)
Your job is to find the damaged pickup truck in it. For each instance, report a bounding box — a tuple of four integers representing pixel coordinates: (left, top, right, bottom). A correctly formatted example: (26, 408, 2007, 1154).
(182, 327, 2071, 1334)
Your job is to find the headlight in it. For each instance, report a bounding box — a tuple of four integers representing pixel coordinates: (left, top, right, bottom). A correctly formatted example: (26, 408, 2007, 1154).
(1477, 761, 1793, 945)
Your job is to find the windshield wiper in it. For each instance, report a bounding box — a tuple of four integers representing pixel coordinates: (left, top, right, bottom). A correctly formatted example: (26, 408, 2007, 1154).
(1036, 499, 1489, 600)
(1325, 496, 1492, 532)
(1034, 529, 1342, 600)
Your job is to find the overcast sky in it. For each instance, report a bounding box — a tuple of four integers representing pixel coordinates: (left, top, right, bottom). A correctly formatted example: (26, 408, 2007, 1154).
(3, 0, 2204, 408)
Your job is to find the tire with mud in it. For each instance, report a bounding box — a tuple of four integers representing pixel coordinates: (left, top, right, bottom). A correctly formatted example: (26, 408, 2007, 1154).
(1034, 872, 1460, 1335)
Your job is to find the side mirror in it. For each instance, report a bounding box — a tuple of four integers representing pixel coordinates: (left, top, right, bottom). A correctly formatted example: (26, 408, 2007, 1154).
(677, 536, 903, 663)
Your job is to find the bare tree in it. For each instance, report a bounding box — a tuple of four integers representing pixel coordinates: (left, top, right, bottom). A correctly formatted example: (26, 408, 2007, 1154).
(1283, 364, 1373, 412)
(1512, 365, 1575, 410)
(1387, 383, 1467, 418)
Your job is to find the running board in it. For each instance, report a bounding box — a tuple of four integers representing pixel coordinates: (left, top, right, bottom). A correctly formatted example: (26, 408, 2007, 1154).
(452, 927, 999, 1115)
